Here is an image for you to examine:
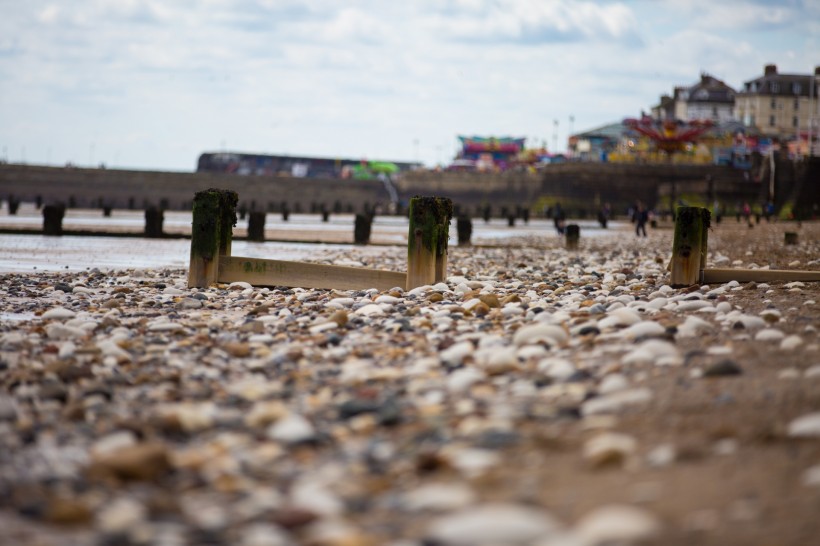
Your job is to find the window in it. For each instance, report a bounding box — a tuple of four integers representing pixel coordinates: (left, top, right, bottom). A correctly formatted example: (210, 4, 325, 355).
(793, 117, 799, 128)
(712, 107, 718, 118)
(771, 98, 777, 108)
(770, 115, 776, 126)
(771, 82, 780, 93)
(795, 98, 800, 110)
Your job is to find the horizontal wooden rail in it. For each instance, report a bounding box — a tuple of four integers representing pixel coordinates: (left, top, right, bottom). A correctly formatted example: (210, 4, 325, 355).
(218, 255, 406, 291)
(701, 268, 820, 284)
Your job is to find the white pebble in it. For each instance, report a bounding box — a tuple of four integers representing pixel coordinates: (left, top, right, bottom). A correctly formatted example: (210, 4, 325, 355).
(788, 412, 820, 438)
(581, 388, 653, 416)
(574, 505, 661, 544)
(402, 482, 477, 512)
(513, 323, 568, 347)
(780, 335, 803, 351)
(754, 328, 785, 342)
(42, 307, 76, 320)
(267, 413, 315, 444)
(616, 321, 666, 340)
(426, 503, 561, 545)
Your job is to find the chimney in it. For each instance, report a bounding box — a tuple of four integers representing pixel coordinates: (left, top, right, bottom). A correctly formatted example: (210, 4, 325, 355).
(815, 66, 820, 76)
(764, 64, 777, 76)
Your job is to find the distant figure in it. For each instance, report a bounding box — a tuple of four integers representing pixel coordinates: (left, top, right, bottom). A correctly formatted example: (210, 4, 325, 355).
(633, 200, 648, 237)
(742, 201, 752, 225)
(553, 202, 566, 234)
(597, 202, 611, 228)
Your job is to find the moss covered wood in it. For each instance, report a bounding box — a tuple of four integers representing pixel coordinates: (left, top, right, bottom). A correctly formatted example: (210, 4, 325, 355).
(407, 196, 453, 289)
(670, 206, 710, 287)
(188, 189, 237, 288)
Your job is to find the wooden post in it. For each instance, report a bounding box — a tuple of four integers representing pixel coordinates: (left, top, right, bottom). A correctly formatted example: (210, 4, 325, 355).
(457, 215, 472, 246)
(507, 215, 516, 227)
(565, 224, 580, 250)
(42, 204, 65, 235)
(670, 206, 711, 287)
(247, 211, 266, 242)
(144, 207, 164, 238)
(785, 232, 798, 245)
(354, 214, 372, 245)
(407, 196, 452, 289)
(8, 195, 20, 215)
(188, 189, 237, 288)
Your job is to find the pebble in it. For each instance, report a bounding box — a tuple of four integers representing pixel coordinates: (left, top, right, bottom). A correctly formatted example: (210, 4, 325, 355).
(703, 360, 742, 377)
(583, 432, 637, 468)
(582, 388, 653, 415)
(267, 414, 316, 444)
(787, 413, 820, 438)
(574, 504, 661, 544)
(426, 503, 561, 545)
(754, 328, 785, 342)
(402, 482, 477, 512)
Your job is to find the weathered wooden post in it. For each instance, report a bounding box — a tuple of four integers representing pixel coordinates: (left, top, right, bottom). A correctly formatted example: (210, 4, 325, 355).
(457, 215, 472, 246)
(144, 207, 165, 238)
(670, 206, 710, 287)
(42, 203, 66, 235)
(282, 205, 290, 222)
(7, 195, 20, 215)
(565, 224, 580, 250)
(522, 208, 530, 224)
(407, 196, 453, 289)
(354, 213, 372, 245)
(247, 211, 266, 242)
(321, 205, 330, 223)
(784, 232, 798, 245)
(188, 189, 237, 288)
(507, 214, 516, 227)
(102, 205, 112, 217)
(483, 205, 491, 223)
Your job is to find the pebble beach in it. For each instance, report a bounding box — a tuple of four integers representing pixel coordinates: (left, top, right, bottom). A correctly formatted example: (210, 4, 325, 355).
(1, 220, 820, 546)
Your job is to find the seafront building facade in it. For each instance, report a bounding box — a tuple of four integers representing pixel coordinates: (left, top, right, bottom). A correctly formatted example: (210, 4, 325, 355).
(735, 64, 820, 145)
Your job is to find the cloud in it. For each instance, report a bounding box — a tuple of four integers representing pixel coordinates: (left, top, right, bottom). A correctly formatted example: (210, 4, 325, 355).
(425, 0, 642, 45)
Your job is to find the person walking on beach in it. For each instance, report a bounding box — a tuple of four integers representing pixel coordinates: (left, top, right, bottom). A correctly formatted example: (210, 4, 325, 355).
(633, 200, 648, 237)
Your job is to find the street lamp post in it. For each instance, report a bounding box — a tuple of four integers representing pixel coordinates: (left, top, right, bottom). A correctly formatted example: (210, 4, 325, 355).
(553, 119, 559, 153)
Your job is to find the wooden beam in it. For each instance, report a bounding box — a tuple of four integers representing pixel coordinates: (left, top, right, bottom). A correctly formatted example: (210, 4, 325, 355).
(702, 268, 820, 284)
(218, 256, 406, 291)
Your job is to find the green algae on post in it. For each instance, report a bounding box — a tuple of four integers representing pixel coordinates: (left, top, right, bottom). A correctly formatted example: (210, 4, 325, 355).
(407, 196, 453, 289)
(189, 189, 237, 288)
(670, 206, 711, 287)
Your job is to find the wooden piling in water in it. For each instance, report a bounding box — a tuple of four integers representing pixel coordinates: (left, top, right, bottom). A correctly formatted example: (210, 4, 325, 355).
(144, 207, 165, 238)
(457, 215, 472, 246)
(354, 214, 372, 245)
(670, 206, 711, 287)
(42, 203, 65, 236)
(407, 196, 453, 289)
(247, 211, 266, 242)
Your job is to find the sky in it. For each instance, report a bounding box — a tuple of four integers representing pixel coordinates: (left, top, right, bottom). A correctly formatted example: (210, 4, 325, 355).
(0, 0, 818, 171)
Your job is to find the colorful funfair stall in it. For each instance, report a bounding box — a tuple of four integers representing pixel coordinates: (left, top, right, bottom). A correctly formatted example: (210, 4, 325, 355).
(453, 136, 527, 171)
